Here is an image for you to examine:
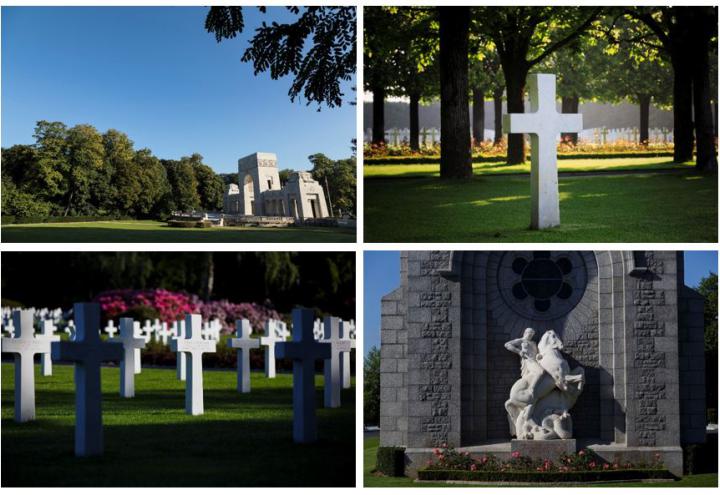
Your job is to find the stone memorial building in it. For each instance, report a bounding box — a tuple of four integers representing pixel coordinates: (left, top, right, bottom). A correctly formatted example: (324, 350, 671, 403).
(379, 251, 706, 476)
(223, 152, 329, 219)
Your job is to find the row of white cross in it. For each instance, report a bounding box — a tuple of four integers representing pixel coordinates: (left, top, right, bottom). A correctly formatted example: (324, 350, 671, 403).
(1, 304, 356, 457)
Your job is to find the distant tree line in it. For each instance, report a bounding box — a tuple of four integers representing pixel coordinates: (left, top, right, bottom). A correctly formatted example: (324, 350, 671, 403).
(1, 252, 355, 319)
(1, 121, 356, 218)
(365, 6, 717, 173)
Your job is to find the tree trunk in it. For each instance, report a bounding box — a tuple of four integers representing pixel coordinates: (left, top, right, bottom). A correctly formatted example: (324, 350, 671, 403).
(504, 64, 529, 164)
(715, 100, 718, 139)
(493, 88, 503, 146)
(691, 29, 718, 171)
(439, 7, 472, 178)
(409, 92, 420, 151)
(560, 96, 580, 145)
(639, 94, 651, 145)
(671, 54, 695, 162)
(201, 252, 214, 301)
(372, 86, 385, 145)
(472, 87, 485, 144)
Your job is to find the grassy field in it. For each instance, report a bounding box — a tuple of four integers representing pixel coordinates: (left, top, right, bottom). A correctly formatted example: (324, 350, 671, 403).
(365, 167, 717, 242)
(364, 156, 690, 178)
(363, 437, 718, 488)
(1, 220, 355, 243)
(2, 363, 355, 487)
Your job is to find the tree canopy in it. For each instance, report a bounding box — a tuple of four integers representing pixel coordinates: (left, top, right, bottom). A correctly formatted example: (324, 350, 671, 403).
(206, 6, 356, 109)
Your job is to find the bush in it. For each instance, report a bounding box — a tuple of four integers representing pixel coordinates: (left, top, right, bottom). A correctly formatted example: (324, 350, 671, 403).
(167, 219, 212, 228)
(2, 214, 134, 225)
(417, 468, 675, 483)
(364, 347, 380, 426)
(117, 305, 161, 322)
(376, 447, 406, 477)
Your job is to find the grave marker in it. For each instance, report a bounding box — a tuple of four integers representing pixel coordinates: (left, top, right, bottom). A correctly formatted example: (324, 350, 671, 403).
(39, 320, 60, 376)
(51, 303, 123, 456)
(276, 309, 331, 443)
(322, 316, 353, 408)
(171, 314, 216, 415)
(260, 319, 285, 378)
(503, 73, 582, 229)
(2, 310, 58, 422)
(109, 318, 146, 398)
(228, 319, 260, 393)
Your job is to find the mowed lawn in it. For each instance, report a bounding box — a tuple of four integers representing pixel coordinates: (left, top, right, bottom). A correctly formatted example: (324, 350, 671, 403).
(365, 160, 717, 242)
(363, 436, 718, 488)
(1, 220, 355, 243)
(364, 156, 689, 178)
(2, 363, 355, 487)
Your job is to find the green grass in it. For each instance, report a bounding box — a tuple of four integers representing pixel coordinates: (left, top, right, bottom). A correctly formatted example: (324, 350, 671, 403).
(363, 437, 718, 488)
(1, 220, 355, 243)
(364, 157, 691, 179)
(364, 168, 717, 242)
(2, 363, 355, 487)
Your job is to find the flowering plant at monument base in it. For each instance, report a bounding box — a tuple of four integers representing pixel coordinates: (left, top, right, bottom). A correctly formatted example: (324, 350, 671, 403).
(415, 445, 674, 483)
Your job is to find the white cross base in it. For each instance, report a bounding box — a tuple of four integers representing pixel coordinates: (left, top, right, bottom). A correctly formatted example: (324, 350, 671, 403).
(503, 73, 582, 229)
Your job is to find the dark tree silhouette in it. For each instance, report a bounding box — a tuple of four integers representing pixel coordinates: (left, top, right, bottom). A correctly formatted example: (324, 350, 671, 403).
(206, 6, 356, 109)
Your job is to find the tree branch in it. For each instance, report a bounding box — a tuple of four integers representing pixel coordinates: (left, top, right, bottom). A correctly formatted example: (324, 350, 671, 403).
(527, 7, 603, 67)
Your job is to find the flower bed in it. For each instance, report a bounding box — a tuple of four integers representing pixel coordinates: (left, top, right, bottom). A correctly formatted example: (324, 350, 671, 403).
(416, 445, 673, 483)
(94, 289, 281, 334)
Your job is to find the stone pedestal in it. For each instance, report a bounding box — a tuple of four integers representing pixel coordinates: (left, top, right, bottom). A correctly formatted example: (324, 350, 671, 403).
(510, 439, 576, 461)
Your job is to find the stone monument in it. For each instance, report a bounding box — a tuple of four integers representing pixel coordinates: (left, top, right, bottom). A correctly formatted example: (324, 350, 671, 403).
(503, 74, 582, 229)
(223, 152, 330, 219)
(379, 251, 706, 476)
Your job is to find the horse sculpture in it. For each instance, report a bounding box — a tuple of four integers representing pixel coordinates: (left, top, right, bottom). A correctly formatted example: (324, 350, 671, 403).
(504, 329, 585, 440)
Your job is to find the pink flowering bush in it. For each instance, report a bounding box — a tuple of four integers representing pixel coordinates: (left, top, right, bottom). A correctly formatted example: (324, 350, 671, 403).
(94, 289, 282, 334)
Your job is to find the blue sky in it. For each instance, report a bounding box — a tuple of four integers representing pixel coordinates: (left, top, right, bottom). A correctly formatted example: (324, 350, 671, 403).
(1, 7, 356, 173)
(363, 251, 718, 356)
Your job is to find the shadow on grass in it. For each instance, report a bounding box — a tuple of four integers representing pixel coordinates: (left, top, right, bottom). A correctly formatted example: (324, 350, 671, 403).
(3, 415, 355, 487)
(364, 171, 718, 242)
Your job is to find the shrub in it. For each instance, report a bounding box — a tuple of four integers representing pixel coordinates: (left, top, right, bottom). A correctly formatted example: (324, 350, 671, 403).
(376, 447, 406, 477)
(2, 214, 135, 224)
(417, 468, 675, 483)
(95, 289, 199, 323)
(117, 305, 161, 323)
(167, 219, 213, 228)
(364, 347, 380, 426)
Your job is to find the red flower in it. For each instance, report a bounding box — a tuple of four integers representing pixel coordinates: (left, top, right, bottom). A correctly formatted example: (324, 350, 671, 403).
(511, 451, 521, 459)
(470, 464, 477, 472)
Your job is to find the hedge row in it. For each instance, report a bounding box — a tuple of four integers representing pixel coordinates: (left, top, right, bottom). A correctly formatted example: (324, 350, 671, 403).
(167, 219, 213, 228)
(365, 151, 675, 165)
(417, 468, 676, 483)
(376, 447, 406, 477)
(1, 214, 135, 225)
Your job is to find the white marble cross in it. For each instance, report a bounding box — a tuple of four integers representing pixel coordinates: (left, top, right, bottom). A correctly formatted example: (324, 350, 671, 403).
(157, 322, 172, 346)
(260, 319, 285, 378)
(104, 320, 118, 339)
(276, 309, 331, 443)
(340, 320, 355, 389)
(141, 320, 154, 343)
(503, 73, 582, 229)
(65, 320, 76, 341)
(2, 310, 57, 422)
(321, 317, 353, 408)
(228, 319, 259, 393)
(170, 314, 216, 415)
(51, 303, 123, 456)
(39, 320, 60, 376)
(110, 318, 146, 398)
(132, 321, 143, 374)
(313, 318, 324, 340)
(173, 320, 187, 381)
(3, 316, 16, 338)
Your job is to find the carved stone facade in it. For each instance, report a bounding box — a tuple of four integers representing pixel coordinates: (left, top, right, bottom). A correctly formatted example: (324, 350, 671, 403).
(379, 251, 706, 476)
(223, 152, 329, 219)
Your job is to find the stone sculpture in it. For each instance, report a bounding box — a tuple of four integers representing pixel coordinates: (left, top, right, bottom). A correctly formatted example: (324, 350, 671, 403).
(504, 328, 585, 441)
